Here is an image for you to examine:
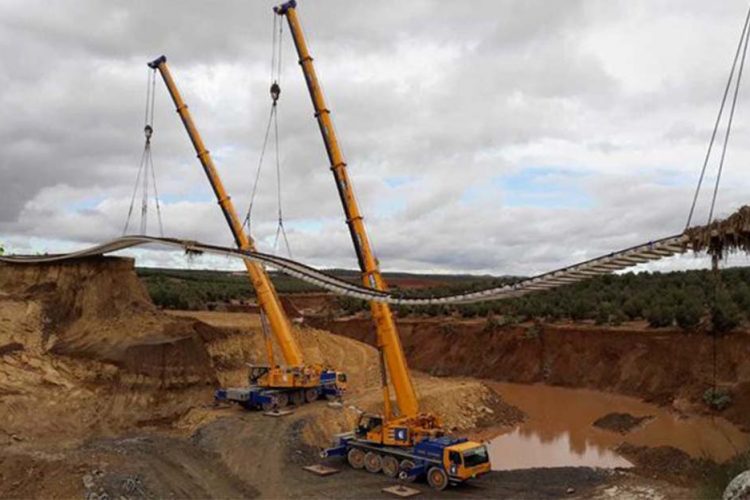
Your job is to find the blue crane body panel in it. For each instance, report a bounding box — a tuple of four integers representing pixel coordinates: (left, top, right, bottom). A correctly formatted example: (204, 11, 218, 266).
(214, 369, 343, 410)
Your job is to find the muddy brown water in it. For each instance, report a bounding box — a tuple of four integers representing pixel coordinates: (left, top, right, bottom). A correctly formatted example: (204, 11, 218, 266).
(484, 382, 750, 471)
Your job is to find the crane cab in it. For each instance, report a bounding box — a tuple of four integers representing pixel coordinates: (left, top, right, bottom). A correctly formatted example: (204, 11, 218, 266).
(443, 441, 491, 483)
(355, 413, 384, 442)
(334, 371, 348, 392)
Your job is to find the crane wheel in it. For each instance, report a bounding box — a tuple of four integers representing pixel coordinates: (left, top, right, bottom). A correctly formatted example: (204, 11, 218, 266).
(305, 388, 318, 404)
(399, 460, 418, 482)
(427, 466, 449, 491)
(347, 448, 365, 469)
(364, 452, 382, 473)
(276, 393, 289, 408)
(261, 401, 274, 412)
(382, 456, 399, 478)
(290, 391, 304, 406)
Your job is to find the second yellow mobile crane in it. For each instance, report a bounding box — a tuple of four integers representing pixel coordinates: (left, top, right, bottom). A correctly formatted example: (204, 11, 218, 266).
(274, 1, 491, 490)
(147, 55, 347, 410)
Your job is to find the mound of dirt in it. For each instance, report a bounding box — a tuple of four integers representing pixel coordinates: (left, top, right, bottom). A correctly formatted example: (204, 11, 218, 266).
(294, 376, 525, 450)
(593, 413, 653, 434)
(171, 310, 525, 445)
(168, 310, 382, 391)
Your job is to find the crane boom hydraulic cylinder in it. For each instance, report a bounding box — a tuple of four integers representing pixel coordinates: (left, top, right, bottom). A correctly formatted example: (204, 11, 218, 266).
(147, 55, 303, 367)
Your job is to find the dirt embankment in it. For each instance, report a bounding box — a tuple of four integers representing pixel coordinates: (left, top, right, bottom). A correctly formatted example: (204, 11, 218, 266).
(0, 257, 228, 444)
(0, 259, 389, 445)
(306, 316, 750, 431)
(0, 258, 510, 447)
(0, 259, 531, 499)
(172, 310, 526, 444)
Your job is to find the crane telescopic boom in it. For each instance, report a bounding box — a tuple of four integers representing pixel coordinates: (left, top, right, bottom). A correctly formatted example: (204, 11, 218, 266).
(274, 2, 491, 489)
(147, 55, 303, 367)
(274, 0, 419, 419)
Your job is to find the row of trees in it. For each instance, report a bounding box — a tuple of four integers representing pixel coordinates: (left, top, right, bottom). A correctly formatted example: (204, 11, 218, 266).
(140, 264, 750, 333)
(137, 267, 320, 309)
(339, 267, 750, 333)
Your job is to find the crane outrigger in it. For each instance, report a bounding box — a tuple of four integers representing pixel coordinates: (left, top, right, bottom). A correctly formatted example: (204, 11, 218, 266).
(274, 1, 491, 490)
(147, 55, 347, 410)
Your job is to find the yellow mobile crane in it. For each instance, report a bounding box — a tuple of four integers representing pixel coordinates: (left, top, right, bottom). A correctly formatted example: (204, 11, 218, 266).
(147, 55, 346, 410)
(273, 1, 490, 490)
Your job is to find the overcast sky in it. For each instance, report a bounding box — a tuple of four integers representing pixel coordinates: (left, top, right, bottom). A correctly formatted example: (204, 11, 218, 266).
(2, 0, 750, 276)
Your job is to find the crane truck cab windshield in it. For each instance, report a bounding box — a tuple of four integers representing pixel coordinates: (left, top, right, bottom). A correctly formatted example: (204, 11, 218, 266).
(444, 441, 491, 480)
(462, 446, 490, 467)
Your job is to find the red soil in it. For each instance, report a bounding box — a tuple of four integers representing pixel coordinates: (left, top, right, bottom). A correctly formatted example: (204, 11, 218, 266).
(305, 316, 750, 432)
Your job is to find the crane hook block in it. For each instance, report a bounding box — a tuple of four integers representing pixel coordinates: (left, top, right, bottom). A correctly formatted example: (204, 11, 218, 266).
(144, 125, 153, 139)
(273, 0, 296, 15)
(270, 82, 281, 102)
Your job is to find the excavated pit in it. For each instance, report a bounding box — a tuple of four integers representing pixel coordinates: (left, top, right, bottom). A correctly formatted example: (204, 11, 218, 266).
(306, 316, 750, 432)
(0, 258, 528, 499)
(0, 258, 726, 498)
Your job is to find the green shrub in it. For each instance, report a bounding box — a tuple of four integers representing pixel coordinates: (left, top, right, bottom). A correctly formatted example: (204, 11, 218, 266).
(484, 315, 518, 332)
(622, 297, 644, 320)
(703, 387, 732, 411)
(524, 322, 543, 339)
(675, 296, 703, 330)
(646, 303, 674, 328)
(711, 290, 742, 333)
(610, 310, 627, 326)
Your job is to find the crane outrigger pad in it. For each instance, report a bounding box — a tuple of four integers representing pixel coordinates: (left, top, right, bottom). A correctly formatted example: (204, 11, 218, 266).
(263, 409, 294, 417)
(382, 485, 421, 497)
(302, 464, 340, 476)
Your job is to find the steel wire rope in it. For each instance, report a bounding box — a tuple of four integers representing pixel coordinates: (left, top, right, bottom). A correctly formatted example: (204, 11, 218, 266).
(686, 3, 750, 228)
(123, 68, 165, 236)
(709, 9, 750, 224)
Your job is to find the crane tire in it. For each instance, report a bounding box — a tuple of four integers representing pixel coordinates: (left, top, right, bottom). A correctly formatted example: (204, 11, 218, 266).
(399, 460, 418, 482)
(305, 388, 318, 403)
(347, 448, 365, 469)
(382, 456, 399, 478)
(276, 393, 289, 408)
(427, 466, 449, 491)
(364, 452, 382, 473)
(290, 391, 304, 406)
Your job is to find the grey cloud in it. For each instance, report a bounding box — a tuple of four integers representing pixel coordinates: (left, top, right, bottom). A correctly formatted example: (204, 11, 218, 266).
(3, 0, 750, 277)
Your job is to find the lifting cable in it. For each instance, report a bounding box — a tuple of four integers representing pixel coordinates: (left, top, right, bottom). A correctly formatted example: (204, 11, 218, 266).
(243, 13, 292, 258)
(686, 3, 750, 229)
(123, 67, 165, 237)
(683, 3, 750, 406)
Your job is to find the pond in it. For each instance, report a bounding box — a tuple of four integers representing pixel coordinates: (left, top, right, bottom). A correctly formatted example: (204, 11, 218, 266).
(483, 382, 750, 471)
